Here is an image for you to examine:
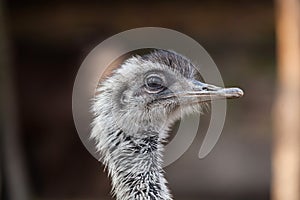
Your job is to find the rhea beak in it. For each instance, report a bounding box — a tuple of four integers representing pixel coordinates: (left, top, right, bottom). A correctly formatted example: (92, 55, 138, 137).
(157, 80, 243, 104)
(180, 80, 244, 103)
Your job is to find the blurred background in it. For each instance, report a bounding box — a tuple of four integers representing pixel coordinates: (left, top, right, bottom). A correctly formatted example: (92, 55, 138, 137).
(1, 0, 299, 200)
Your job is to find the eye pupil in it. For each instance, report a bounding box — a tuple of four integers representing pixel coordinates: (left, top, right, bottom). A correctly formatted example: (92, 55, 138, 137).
(146, 76, 164, 91)
(148, 78, 161, 87)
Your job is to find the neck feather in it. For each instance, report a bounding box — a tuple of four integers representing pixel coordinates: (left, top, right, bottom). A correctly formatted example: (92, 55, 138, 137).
(100, 129, 172, 200)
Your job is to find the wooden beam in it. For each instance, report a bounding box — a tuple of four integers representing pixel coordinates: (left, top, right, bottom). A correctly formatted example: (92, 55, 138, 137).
(272, 0, 300, 200)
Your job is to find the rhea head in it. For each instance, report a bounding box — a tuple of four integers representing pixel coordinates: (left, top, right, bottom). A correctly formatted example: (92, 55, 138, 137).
(91, 50, 243, 139)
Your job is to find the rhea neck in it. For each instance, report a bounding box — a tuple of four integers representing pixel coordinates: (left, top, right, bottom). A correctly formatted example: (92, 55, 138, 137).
(99, 118, 173, 200)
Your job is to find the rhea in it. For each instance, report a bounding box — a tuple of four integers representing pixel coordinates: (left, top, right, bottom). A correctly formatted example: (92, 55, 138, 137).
(91, 50, 243, 200)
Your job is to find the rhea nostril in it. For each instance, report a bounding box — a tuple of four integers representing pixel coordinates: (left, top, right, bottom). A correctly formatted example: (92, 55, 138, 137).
(202, 87, 208, 91)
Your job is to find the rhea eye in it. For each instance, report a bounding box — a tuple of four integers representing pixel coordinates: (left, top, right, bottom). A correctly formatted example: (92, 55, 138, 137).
(145, 76, 164, 92)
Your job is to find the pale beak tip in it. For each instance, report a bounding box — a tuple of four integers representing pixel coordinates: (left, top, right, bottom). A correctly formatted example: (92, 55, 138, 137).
(226, 87, 244, 98)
